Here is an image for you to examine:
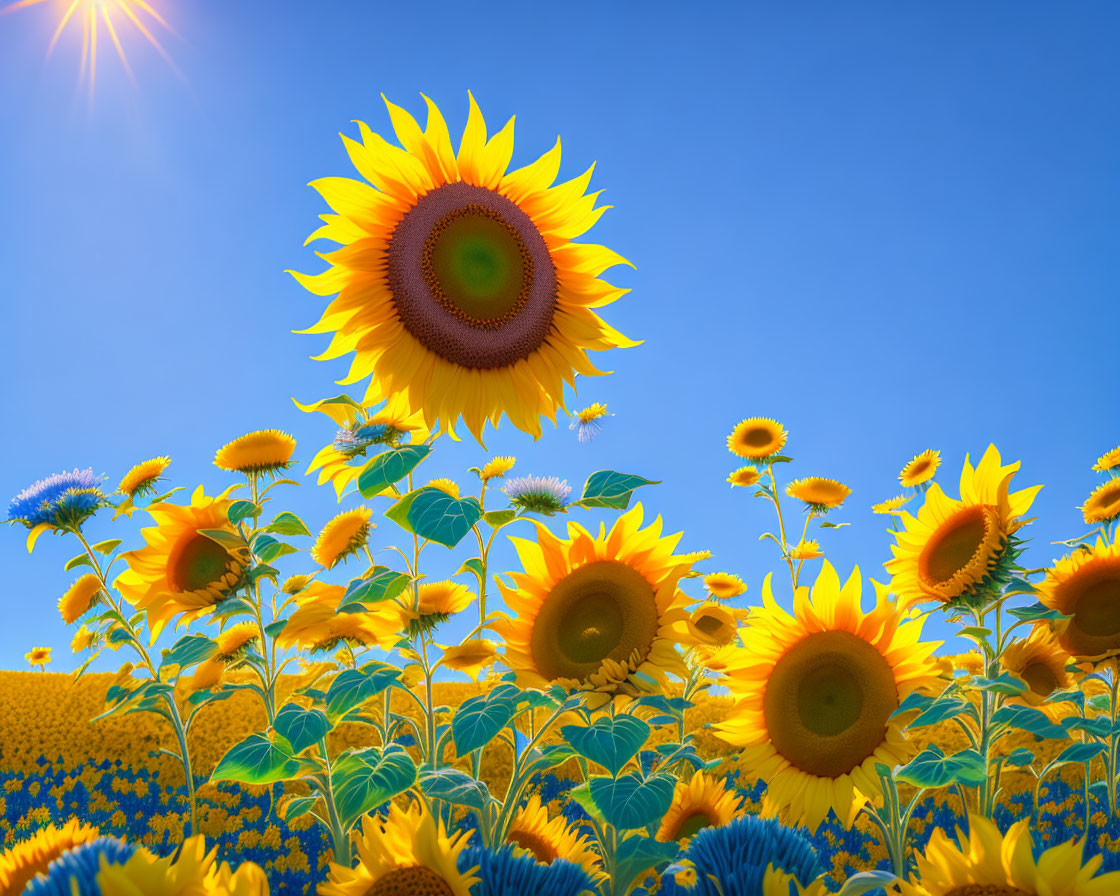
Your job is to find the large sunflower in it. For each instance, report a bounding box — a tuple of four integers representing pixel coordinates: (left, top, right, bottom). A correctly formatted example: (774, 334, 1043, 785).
(115, 486, 250, 638)
(1000, 624, 1073, 711)
(656, 772, 743, 845)
(319, 802, 476, 896)
(95, 834, 269, 896)
(290, 93, 635, 442)
(897, 814, 1120, 896)
(0, 820, 100, 895)
(885, 445, 1041, 609)
(715, 562, 941, 831)
(495, 505, 696, 703)
(1037, 537, 1120, 664)
(506, 795, 604, 881)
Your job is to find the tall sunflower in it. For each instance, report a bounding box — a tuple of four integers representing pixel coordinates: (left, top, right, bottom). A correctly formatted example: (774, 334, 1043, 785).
(885, 445, 1041, 609)
(495, 505, 696, 704)
(506, 795, 604, 881)
(115, 486, 250, 638)
(290, 93, 635, 442)
(1000, 625, 1073, 711)
(656, 771, 744, 845)
(715, 562, 941, 831)
(1037, 537, 1120, 664)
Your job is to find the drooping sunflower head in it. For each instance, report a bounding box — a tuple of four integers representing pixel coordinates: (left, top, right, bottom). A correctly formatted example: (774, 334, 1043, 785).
(291, 93, 637, 443)
(727, 465, 760, 488)
(496, 505, 697, 703)
(59, 573, 103, 625)
(26, 646, 52, 667)
(70, 625, 98, 653)
(319, 801, 477, 896)
(896, 814, 1120, 896)
(312, 507, 374, 569)
(118, 457, 171, 498)
(871, 494, 911, 515)
(0, 819, 101, 895)
(899, 449, 940, 488)
(1082, 478, 1120, 526)
(503, 475, 572, 516)
(215, 622, 261, 664)
(727, 418, 787, 461)
(703, 572, 746, 600)
(656, 772, 744, 846)
(1037, 537, 1120, 664)
(506, 795, 605, 881)
(1094, 445, 1120, 474)
(790, 540, 823, 561)
(21, 835, 137, 896)
(785, 477, 851, 513)
(413, 580, 475, 635)
(440, 638, 500, 680)
(115, 486, 251, 639)
(1000, 625, 1073, 710)
(278, 582, 409, 654)
(92, 834, 269, 896)
(687, 602, 746, 647)
(214, 430, 297, 477)
(885, 445, 1042, 609)
(716, 563, 941, 831)
(480, 455, 516, 482)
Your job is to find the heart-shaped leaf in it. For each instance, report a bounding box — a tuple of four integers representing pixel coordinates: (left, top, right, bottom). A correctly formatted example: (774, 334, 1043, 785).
(333, 746, 417, 830)
(575, 471, 659, 510)
(212, 732, 299, 785)
(358, 445, 430, 498)
(452, 684, 522, 756)
(273, 703, 331, 754)
(561, 715, 651, 777)
(588, 771, 675, 830)
(407, 488, 483, 548)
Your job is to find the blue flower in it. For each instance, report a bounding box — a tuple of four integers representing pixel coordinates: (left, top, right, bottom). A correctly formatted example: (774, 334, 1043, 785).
(503, 476, 572, 516)
(659, 815, 822, 896)
(7, 469, 108, 529)
(460, 845, 594, 896)
(25, 836, 138, 896)
(569, 403, 611, 443)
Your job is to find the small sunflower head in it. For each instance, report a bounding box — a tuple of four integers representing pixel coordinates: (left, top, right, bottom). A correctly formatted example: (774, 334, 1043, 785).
(427, 478, 461, 498)
(899, 449, 940, 488)
(214, 430, 297, 477)
(26, 646, 52, 668)
(215, 622, 260, 664)
(727, 466, 760, 488)
(726, 418, 787, 461)
(871, 494, 912, 515)
(704, 572, 747, 600)
(312, 507, 373, 569)
(118, 457, 171, 498)
(785, 477, 851, 513)
(281, 574, 314, 595)
(480, 456, 517, 482)
(504, 476, 571, 516)
(441, 639, 500, 680)
(59, 574, 103, 625)
(70, 625, 99, 653)
(8, 469, 108, 531)
(1082, 479, 1120, 525)
(790, 540, 823, 561)
(413, 581, 476, 636)
(1094, 445, 1120, 474)
(570, 403, 612, 442)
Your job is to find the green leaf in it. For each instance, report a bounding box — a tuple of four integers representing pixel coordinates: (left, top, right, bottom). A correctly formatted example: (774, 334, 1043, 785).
(971, 673, 1028, 696)
(452, 684, 522, 756)
(280, 795, 320, 822)
(91, 539, 122, 555)
(228, 500, 261, 525)
(266, 512, 312, 537)
(589, 772, 675, 831)
(1008, 602, 1066, 622)
(612, 834, 680, 894)
(325, 668, 401, 721)
(332, 746, 417, 830)
(837, 871, 904, 896)
(1004, 748, 1035, 767)
(65, 553, 94, 572)
(561, 715, 651, 777)
(907, 697, 969, 730)
(1054, 742, 1107, 765)
(418, 768, 492, 813)
(254, 535, 299, 564)
(384, 489, 421, 534)
(895, 746, 986, 789)
(273, 703, 331, 754)
(198, 528, 247, 550)
(212, 732, 299, 785)
(569, 782, 606, 826)
(357, 445, 431, 498)
(407, 488, 483, 549)
(892, 691, 935, 718)
(1063, 716, 1111, 738)
(483, 509, 518, 528)
(991, 704, 1068, 740)
(575, 471, 659, 510)
(458, 557, 485, 583)
(161, 634, 217, 670)
(340, 568, 411, 611)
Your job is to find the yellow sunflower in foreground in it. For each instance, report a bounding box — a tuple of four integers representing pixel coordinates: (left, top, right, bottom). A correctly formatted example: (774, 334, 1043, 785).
(320, 802, 476, 896)
(727, 418, 787, 461)
(214, 430, 297, 476)
(118, 456, 171, 498)
(496, 505, 696, 703)
(59, 573, 103, 624)
(1001, 625, 1073, 711)
(1082, 478, 1120, 525)
(1037, 537, 1120, 663)
(897, 814, 1120, 896)
(885, 445, 1041, 609)
(96, 834, 269, 896)
(312, 507, 373, 569)
(899, 449, 940, 487)
(716, 562, 941, 831)
(291, 93, 636, 442)
(116, 487, 250, 639)
(656, 772, 743, 845)
(0, 819, 100, 895)
(506, 795, 605, 881)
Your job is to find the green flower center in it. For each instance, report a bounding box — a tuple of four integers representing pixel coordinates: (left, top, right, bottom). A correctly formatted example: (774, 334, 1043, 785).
(171, 534, 232, 594)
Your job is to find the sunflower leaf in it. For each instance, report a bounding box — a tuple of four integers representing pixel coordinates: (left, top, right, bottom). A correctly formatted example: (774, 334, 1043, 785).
(613, 834, 680, 894)
(212, 732, 299, 785)
(1007, 602, 1067, 622)
(160, 634, 217, 671)
(561, 715, 651, 777)
(273, 703, 331, 754)
(452, 684, 522, 756)
(574, 471, 659, 510)
(1054, 742, 1107, 766)
(970, 673, 1027, 696)
(91, 539, 122, 555)
(588, 771, 675, 831)
(325, 667, 401, 722)
(418, 768, 493, 814)
(228, 500, 261, 525)
(340, 568, 411, 611)
(64, 553, 94, 572)
(895, 747, 986, 789)
(266, 512, 312, 537)
(991, 704, 1068, 740)
(332, 745, 417, 831)
(406, 488, 483, 549)
(357, 445, 430, 499)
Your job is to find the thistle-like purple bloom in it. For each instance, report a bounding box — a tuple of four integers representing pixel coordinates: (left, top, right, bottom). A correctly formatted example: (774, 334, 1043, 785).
(503, 475, 572, 516)
(7, 468, 107, 529)
(332, 421, 397, 457)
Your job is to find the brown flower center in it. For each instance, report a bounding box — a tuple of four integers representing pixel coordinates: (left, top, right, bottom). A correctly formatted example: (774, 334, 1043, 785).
(1019, 660, 1058, 699)
(943, 886, 1032, 896)
(1059, 558, 1120, 660)
(365, 866, 454, 896)
(918, 504, 1003, 598)
(168, 534, 234, 594)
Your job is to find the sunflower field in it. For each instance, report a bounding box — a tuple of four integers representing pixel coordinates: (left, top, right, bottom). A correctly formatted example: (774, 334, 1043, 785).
(3, 95, 1120, 896)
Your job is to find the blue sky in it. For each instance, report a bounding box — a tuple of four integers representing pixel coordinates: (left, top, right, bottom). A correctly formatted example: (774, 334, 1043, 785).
(0, 1, 1117, 672)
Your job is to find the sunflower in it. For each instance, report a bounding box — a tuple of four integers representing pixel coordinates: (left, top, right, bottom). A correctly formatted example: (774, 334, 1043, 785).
(312, 507, 373, 569)
(896, 814, 1120, 896)
(320, 801, 476, 896)
(213, 430, 296, 477)
(59, 573, 103, 624)
(885, 445, 1041, 609)
(215, 622, 260, 664)
(506, 795, 604, 881)
(785, 477, 851, 512)
(715, 562, 941, 831)
(570, 402, 611, 442)
(440, 639, 499, 680)
(71, 625, 98, 653)
(1001, 625, 1073, 710)
(277, 582, 408, 653)
(1082, 479, 1120, 525)
(1094, 446, 1120, 474)
(656, 772, 743, 845)
(872, 494, 911, 515)
(115, 487, 250, 639)
(727, 466, 760, 488)
(0, 819, 101, 895)
(480, 456, 516, 482)
(790, 540, 822, 561)
(727, 418, 787, 461)
(95, 834, 269, 896)
(19, 836, 137, 895)
(496, 505, 697, 703)
(687, 602, 746, 647)
(1037, 537, 1120, 663)
(704, 572, 746, 600)
(426, 478, 461, 498)
(281, 574, 314, 595)
(26, 646, 51, 669)
(185, 659, 226, 693)
(118, 457, 171, 498)
(899, 449, 940, 488)
(290, 93, 635, 442)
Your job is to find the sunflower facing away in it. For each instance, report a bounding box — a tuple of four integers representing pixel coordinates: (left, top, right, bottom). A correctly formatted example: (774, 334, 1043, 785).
(496, 505, 696, 703)
(786, 477, 851, 512)
(277, 581, 409, 653)
(506, 795, 604, 881)
(885, 445, 1042, 609)
(319, 801, 477, 896)
(118, 456, 171, 498)
(896, 814, 1120, 896)
(899, 449, 940, 488)
(1037, 537, 1120, 664)
(656, 771, 744, 845)
(115, 486, 250, 638)
(716, 562, 941, 831)
(704, 572, 747, 600)
(1094, 445, 1120, 474)
(59, 573, 103, 624)
(686, 601, 746, 647)
(312, 506, 374, 569)
(94, 834, 269, 896)
(291, 93, 636, 442)
(1000, 624, 1073, 711)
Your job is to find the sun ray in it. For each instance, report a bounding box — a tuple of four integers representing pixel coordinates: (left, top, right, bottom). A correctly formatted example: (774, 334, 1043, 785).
(45, 0, 82, 57)
(100, 4, 134, 80)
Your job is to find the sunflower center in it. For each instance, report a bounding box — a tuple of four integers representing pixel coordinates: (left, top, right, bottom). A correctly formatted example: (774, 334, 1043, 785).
(1019, 660, 1058, 698)
(918, 505, 1002, 596)
(943, 886, 1032, 896)
(743, 427, 774, 449)
(908, 460, 931, 478)
(672, 810, 717, 841)
(509, 829, 559, 864)
(387, 182, 558, 370)
(763, 630, 899, 777)
(1072, 576, 1120, 638)
(694, 613, 726, 637)
(168, 534, 233, 594)
(365, 865, 454, 896)
(530, 560, 659, 683)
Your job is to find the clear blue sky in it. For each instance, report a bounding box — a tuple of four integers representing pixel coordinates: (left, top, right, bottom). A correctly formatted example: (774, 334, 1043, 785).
(1, 1, 1117, 672)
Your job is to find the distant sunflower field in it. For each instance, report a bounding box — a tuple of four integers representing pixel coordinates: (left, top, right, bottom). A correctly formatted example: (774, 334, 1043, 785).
(3, 94, 1120, 896)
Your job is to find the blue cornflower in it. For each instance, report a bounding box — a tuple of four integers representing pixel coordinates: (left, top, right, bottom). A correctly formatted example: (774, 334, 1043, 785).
(7, 468, 108, 530)
(25, 836, 138, 896)
(503, 476, 572, 516)
(459, 845, 594, 896)
(332, 420, 399, 457)
(658, 815, 822, 896)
